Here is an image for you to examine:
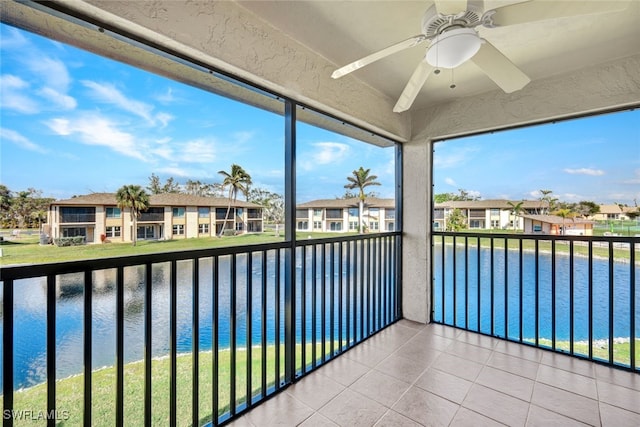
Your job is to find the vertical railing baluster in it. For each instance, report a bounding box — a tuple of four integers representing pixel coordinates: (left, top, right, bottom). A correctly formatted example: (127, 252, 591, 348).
(330, 242, 335, 356)
(3, 278, 14, 427)
(192, 259, 200, 426)
(366, 238, 371, 336)
(608, 241, 614, 364)
(441, 235, 445, 324)
(274, 250, 281, 388)
(346, 240, 351, 347)
(261, 251, 267, 397)
(359, 238, 364, 341)
(630, 240, 636, 370)
(519, 239, 523, 343)
(321, 243, 326, 362)
(230, 255, 237, 415)
(144, 264, 152, 427)
(47, 274, 56, 427)
(569, 241, 574, 355)
(464, 236, 469, 330)
(246, 252, 253, 406)
(452, 235, 457, 327)
(338, 242, 343, 351)
(377, 237, 382, 330)
(311, 244, 317, 368)
(490, 238, 494, 335)
(535, 239, 539, 347)
(588, 242, 593, 361)
(300, 246, 306, 371)
(551, 241, 556, 350)
(116, 267, 125, 427)
(84, 270, 93, 427)
(504, 237, 508, 339)
(213, 256, 219, 422)
(477, 236, 481, 332)
(169, 261, 177, 427)
(372, 237, 377, 331)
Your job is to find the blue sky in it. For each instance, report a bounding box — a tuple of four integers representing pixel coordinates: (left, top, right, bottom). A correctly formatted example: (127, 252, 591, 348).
(1, 23, 638, 206)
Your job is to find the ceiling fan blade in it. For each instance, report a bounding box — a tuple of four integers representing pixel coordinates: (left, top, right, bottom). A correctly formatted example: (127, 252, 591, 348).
(393, 60, 434, 113)
(332, 34, 428, 79)
(435, 0, 468, 16)
(470, 40, 530, 93)
(488, 0, 631, 27)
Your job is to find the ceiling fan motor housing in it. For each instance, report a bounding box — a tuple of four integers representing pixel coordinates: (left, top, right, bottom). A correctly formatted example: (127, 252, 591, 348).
(421, 1, 484, 37)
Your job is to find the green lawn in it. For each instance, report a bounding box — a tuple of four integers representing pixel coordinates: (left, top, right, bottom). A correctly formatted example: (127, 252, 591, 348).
(1, 343, 328, 427)
(0, 231, 354, 266)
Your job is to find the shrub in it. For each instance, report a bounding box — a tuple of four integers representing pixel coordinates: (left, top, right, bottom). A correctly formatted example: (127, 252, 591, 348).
(54, 236, 86, 247)
(223, 229, 236, 237)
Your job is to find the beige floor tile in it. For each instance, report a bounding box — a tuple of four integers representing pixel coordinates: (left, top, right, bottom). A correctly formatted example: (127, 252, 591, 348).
(298, 413, 339, 427)
(536, 364, 598, 399)
(317, 354, 370, 386)
(525, 405, 589, 426)
(319, 388, 387, 426)
(392, 386, 459, 426)
(599, 402, 640, 427)
(374, 353, 430, 384)
(540, 352, 596, 378)
(594, 364, 640, 391)
(487, 351, 539, 380)
(597, 380, 640, 414)
(343, 341, 394, 368)
(245, 392, 314, 427)
(414, 367, 473, 404)
(394, 339, 442, 364)
(450, 407, 507, 427)
(395, 319, 427, 331)
(476, 365, 534, 402)
(374, 410, 422, 427)
(350, 370, 412, 408)
(284, 371, 345, 410)
(431, 352, 483, 382)
(446, 340, 494, 364)
(456, 331, 501, 350)
(411, 330, 456, 352)
(426, 323, 462, 339)
(494, 340, 544, 362)
(530, 383, 600, 426)
(462, 384, 529, 426)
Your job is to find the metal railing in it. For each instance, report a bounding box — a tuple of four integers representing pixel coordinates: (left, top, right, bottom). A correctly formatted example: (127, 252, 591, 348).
(432, 231, 639, 372)
(59, 213, 96, 223)
(1, 232, 400, 426)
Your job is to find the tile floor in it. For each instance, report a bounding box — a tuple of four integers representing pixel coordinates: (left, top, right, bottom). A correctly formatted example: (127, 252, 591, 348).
(230, 321, 640, 426)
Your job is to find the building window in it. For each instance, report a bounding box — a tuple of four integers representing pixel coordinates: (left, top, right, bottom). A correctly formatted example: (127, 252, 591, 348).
(313, 221, 322, 230)
(296, 209, 308, 218)
(235, 222, 244, 231)
(62, 227, 86, 237)
(348, 207, 359, 217)
(370, 221, 379, 230)
(198, 207, 209, 218)
(105, 226, 121, 237)
(59, 207, 96, 223)
(106, 207, 121, 218)
(470, 220, 482, 228)
(387, 222, 395, 231)
(349, 221, 359, 230)
(198, 223, 209, 234)
(313, 209, 322, 217)
(172, 224, 185, 235)
(490, 208, 500, 217)
(385, 209, 395, 220)
(236, 208, 243, 217)
(297, 220, 308, 230)
(368, 208, 379, 217)
(329, 221, 342, 231)
(172, 207, 185, 217)
(137, 226, 155, 239)
(326, 209, 342, 219)
(491, 220, 500, 228)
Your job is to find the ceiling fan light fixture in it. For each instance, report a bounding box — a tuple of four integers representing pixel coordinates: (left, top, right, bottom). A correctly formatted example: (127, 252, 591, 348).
(425, 28, 481, 68)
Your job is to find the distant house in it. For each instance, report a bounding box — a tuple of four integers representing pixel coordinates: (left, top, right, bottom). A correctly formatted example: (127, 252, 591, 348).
(591, 204, 623, 221)
(47, 193, 263, 243)
(295, 197, 395, 233)
(521, 214, 594, 235)
(433, 200, 545, 231)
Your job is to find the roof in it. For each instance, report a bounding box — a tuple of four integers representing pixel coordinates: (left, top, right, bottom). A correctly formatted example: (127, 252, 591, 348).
(297, 197, 395, 209)
(435, 200, 545, 209)
(51, 193, 261, 208)
(598, 204, 623, 214)
(521, 214, 595, 225)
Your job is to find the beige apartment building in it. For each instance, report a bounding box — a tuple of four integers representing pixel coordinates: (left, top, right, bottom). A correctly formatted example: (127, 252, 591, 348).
(296, 197, 396, 233)
(433, 200, 545, 231)
(47, 193, 263, 243)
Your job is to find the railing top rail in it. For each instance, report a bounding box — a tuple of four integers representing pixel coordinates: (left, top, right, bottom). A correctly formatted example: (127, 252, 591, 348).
(296, 231, 401, 247)
(433, 231, 639, 243)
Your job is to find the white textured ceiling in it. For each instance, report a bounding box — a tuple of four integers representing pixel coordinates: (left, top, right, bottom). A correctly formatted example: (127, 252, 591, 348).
(237, 0, 640, 110)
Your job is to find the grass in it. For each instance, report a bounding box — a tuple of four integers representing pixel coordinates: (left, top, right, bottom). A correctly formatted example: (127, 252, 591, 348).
(1, 342, 330, 427)
(0, 231, 352, 266)
(536, 338, 640, 367)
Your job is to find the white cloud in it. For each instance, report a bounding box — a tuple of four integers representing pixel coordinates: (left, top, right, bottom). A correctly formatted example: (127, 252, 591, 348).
(300, 142, 350, 170)
(46, 113, 146, 161)
(444, 177, 457, 186)
(37, 87, 77, 110)
(155, 112, 174, 129)
(81, 80, 156, 124)
(433, 146, 477, 168)
(0, 128, 48, 153)
(26, 56, 72, 92)
(622, 169, 640, 185)
(563, 168, 605, 176)
(0, 75, 39, 113)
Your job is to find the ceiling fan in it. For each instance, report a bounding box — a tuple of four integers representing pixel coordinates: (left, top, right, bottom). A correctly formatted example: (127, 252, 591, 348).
(331, 0, 629, 113)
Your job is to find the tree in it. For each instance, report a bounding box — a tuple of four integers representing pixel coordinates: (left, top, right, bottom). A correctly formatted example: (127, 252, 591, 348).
(538, 189, 556, 214)
(446, 208, 467, 231)
(147, 173, 180, 194)
(184, 179, 224, 197)
(507, 200, 524, 231)
(344, 167, 381, 233)
(116, 185, 150, 246)
(218, 164, 252, 236)
(553, 208, 575, 235)
(434, 189, 480, 203)
(574, 200, 600, 218)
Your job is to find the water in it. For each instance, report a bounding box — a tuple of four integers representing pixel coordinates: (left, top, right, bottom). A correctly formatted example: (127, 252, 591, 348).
(1, 248, 391, 390)
(433, 243, 640, 343)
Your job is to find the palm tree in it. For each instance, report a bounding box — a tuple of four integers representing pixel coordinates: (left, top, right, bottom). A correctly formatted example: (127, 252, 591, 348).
(116, 185, 150, 246)
(218, 164, 252, 236)
(507, 201, 524, 231)
(553, 208, 575, 235)
(344, 167, 381, 233)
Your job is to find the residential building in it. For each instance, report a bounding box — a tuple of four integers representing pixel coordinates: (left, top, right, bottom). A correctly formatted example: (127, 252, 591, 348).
(295, 197, 395, 232)
(522, 214, 595, 235)
(591, 204, 624, 221)
(47, 193, 263, 243)
(434, 199, 545, 231)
